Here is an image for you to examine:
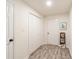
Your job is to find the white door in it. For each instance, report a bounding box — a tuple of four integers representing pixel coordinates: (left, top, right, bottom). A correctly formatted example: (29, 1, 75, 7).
(7, 0, 30, 59)
(6, 0, 14, 59)
(28, 14, 44, 54)
(45, 19, 59, 45)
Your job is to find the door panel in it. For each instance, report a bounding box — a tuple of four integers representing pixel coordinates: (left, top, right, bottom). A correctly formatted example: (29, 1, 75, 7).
(28, 14, 44, 54)
(45, 19, 59, 45)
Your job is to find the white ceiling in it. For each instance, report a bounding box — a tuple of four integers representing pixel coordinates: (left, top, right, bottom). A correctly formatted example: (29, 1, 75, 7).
(24, 0, 72, 16)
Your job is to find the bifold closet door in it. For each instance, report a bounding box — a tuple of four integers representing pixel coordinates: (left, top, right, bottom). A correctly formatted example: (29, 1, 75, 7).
(28, 14, 44, 54)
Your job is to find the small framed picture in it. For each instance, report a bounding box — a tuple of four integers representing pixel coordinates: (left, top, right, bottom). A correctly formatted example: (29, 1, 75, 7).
(59, 22, 67, 30)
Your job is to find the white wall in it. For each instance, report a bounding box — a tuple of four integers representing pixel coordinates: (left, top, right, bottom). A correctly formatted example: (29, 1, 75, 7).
(44, 14, 72, 54)
(14, 0, 44, 59)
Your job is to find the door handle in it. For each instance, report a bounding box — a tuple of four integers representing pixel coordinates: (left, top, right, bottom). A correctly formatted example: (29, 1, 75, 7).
(9, 39, 14, 42)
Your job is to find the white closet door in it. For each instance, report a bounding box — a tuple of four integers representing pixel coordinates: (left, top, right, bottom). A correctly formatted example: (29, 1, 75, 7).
(28, 14, 44, 54)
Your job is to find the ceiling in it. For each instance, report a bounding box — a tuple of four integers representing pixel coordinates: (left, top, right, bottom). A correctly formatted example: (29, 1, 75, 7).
(24, 0, 72, 16)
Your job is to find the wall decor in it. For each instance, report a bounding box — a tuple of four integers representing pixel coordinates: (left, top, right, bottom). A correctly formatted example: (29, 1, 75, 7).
(60, 32, 65, 44)
(60, 32, 66, 48)
(59, 22, 67, 30)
